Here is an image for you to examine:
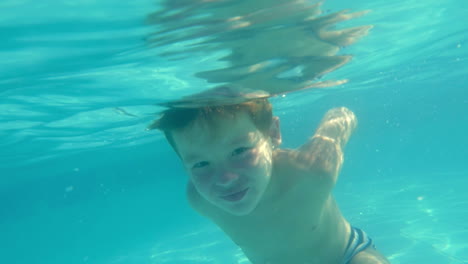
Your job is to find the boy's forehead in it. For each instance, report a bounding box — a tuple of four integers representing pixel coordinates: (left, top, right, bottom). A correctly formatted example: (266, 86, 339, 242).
(173, 111, 258, 147)
(188, 110, 253, 133)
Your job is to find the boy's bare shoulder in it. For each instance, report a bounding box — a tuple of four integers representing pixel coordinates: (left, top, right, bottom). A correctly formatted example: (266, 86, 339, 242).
(273, 148, 316, 175)
(272, 148, 335, 192)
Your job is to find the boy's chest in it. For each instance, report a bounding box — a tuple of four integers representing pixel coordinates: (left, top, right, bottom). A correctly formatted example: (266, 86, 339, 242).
(213, 186, 335, 263)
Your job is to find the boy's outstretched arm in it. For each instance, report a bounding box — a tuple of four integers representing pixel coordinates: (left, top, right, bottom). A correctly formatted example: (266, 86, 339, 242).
(293, 107, 357, 184)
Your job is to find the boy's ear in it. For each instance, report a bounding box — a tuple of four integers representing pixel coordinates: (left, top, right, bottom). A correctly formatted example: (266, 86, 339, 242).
(269, 116, 282, 146)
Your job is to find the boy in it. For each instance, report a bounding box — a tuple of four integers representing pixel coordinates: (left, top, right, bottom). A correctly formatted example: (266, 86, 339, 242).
(150, 98, 390, 264)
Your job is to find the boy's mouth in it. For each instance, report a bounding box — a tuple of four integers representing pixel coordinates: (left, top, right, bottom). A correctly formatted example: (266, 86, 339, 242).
(221, 188, 249, 202)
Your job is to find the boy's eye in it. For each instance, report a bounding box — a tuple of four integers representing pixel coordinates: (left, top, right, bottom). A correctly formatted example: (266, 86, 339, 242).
(232, 147, 251, 156)
(192, 161, 209, 169)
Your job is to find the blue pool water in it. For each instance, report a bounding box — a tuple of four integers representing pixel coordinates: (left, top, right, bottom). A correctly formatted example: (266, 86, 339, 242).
(1, 0, 467, 263)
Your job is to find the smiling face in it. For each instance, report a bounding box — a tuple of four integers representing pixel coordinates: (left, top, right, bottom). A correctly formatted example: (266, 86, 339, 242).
(172, 111, 279, 216)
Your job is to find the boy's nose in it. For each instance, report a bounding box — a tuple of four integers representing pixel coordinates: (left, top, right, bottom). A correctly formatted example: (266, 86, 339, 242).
(215, 171, 239, 187)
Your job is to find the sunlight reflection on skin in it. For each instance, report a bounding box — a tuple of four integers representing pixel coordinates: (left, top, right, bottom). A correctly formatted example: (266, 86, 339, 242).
(285, 107, 355, 179)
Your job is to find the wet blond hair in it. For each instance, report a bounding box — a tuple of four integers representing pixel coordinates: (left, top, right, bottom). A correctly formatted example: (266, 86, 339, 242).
(149, 99, 273, 152)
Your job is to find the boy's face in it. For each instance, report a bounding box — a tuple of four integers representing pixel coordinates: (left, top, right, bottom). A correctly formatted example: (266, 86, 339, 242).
(172, 111, 279, 216)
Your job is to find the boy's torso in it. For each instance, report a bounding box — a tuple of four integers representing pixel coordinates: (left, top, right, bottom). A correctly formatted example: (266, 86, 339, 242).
(188, 149, 351, 264)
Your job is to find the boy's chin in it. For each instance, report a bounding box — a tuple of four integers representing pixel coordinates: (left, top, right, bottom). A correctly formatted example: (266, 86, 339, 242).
(217, 198, 258, 216)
